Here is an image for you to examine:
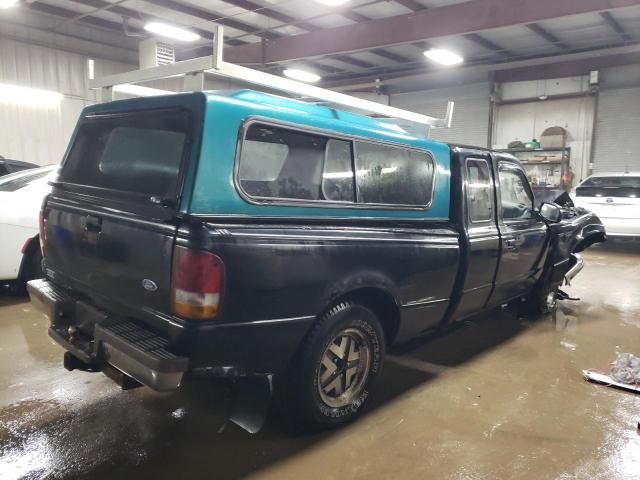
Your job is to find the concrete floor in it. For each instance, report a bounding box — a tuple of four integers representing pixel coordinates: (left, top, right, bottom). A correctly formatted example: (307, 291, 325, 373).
(1, 242, 640, 480)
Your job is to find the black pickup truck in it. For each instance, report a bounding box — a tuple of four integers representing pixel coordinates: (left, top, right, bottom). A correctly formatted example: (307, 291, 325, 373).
(28, 90, 605, 428)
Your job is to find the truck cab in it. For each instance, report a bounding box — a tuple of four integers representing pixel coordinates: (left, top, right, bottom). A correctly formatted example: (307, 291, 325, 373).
(28, 90, 605, 428)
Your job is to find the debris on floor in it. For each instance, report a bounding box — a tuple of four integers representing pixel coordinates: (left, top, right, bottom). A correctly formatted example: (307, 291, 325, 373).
(583, 352, 640, 394)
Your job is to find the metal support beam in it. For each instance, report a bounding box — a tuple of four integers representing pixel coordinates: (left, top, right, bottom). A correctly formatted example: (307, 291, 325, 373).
(600, 11, 633, 42)
(463, 33, 513, 56)
(224, 0, 640, 64)
(526, 23, 569, 50)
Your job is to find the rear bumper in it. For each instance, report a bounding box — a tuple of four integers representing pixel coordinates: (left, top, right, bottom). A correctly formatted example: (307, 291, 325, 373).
(28, 278, 188, 391)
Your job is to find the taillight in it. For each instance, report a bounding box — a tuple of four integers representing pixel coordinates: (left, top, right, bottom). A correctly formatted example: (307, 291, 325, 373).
(38, 208, 47, 256)
(171, 245, 225, 320)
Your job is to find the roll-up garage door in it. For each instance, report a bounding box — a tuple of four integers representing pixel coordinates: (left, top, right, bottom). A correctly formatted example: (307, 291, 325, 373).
(392, 83, 491, 148)
(593, 87, 640, 173)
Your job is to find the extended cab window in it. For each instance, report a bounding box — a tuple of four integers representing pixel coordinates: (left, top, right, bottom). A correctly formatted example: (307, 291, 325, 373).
(59, 108, 191, 199)
(239, 124, 355, 202)
(354, 141, 434, 206)
(498, 164, 534, 220)
(466, 159, 493, 222)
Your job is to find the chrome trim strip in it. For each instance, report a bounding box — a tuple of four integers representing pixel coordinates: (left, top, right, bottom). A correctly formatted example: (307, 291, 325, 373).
(214, 315, 316, 328)
(403, 298, 449, 308)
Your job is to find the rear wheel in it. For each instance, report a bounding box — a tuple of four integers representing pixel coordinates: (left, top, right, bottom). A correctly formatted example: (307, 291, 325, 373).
(281, 301, 385, 429)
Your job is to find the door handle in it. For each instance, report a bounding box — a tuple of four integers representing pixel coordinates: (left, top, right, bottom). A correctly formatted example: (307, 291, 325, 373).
(84, 215, 102, 233)
(505, 239, 517, 251)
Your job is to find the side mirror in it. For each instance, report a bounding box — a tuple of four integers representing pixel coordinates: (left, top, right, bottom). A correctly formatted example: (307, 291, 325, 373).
(539, 202, 562, 223)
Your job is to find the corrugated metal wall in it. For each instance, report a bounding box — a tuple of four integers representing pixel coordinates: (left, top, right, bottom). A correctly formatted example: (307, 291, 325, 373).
(391, 83, 491, 147)
(0, 39, 133, 166)
(592, 87, 640, 173)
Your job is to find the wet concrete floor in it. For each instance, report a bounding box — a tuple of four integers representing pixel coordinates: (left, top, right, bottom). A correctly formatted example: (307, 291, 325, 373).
(1, 241, 640, 479)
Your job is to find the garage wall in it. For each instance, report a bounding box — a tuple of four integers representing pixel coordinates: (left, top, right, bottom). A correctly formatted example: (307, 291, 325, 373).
(391, 82, 491, 147)
(0, 39, 133, 166)
(493, 76, 595, 183)
(592, 86, 640, 173)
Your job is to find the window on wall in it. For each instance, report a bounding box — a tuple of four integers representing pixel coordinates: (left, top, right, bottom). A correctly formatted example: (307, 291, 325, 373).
(466, 159, 493, 222)
(498, 164, 534, 220)
(237, 122, 435, 208)
(354, 141, 434, 206)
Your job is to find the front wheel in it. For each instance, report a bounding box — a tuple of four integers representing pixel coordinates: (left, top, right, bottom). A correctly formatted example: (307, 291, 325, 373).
(281, 301, 385, 430)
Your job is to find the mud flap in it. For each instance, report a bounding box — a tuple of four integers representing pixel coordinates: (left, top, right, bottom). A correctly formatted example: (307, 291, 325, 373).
(228, 375, 273, 434)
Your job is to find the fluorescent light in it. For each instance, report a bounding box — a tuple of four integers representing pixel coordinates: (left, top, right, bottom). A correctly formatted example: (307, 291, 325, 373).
(144, 22, 200, 42)
(114, 84, 172, 97)
(314, 0, 350, 5)
(283, 69, 321, 83)
(424, 48, 464, 66)
(0, 83, 63, 107)
(0, 0, 19, 8)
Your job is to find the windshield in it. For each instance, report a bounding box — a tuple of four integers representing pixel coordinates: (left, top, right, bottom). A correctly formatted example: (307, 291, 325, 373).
(0, 166, 55, 192)
(58, 108, 192, 200)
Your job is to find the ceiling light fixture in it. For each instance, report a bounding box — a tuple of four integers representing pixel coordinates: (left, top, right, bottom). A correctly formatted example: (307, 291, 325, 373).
(144, 22, 200, 42)
(423, 48, 464, 66)
(314, 0, 350, 5)
(283, 69, 322, 83)
(0, 83, 63, 107)
(0, 0, 19, 8)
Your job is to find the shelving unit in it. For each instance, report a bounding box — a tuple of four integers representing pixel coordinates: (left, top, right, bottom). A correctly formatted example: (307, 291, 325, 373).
(499, 147, 571, 203)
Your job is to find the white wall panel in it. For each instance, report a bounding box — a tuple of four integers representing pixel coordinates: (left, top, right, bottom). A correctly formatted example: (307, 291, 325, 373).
(391, 83, 491, 147)
(593, 87, 640, 174)
(493, 97, 595, 182)
(0, 38, 133, 166)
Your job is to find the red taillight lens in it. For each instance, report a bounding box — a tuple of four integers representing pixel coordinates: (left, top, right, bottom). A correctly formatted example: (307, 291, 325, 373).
(38, 208, 47, 256)
(171, 245, 225, 320)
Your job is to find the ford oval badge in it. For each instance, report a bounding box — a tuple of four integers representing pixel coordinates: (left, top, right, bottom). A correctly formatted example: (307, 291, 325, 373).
(142, 279, 158, 292)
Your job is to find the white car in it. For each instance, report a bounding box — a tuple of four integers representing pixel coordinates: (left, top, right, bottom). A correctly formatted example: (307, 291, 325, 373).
(0, 165, 57, 284)
(572, 172, 640, 238)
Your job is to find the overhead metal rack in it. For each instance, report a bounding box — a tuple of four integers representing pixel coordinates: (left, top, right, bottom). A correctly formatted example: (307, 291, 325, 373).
(90, 27, 454, 136)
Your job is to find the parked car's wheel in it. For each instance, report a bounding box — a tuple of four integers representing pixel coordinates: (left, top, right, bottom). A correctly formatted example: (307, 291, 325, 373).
(23, 247, 43, 283)
(282, 301, 385, 429)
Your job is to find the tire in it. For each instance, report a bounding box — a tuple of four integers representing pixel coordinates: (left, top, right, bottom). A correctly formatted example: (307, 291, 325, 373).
(281, 301, 385, 430)
(24, 247, 43, 282)
(524, 283, 558, 316)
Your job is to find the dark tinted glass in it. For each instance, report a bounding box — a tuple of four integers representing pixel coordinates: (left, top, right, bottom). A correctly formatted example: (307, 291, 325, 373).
(581, 176, 640, 188)
(354, 141, 433, 206)
(238, 124, 355, 202)
(59, 108, 191, 198)
(499, 165, 534, 220)
(467, 159, 493, 222)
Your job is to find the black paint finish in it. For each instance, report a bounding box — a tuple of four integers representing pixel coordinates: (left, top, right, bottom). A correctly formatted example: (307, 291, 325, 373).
(39, 146, 605, 379)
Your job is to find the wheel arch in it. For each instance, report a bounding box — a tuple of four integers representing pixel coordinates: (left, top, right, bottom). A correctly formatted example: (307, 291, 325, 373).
(324, 287, 401, 346)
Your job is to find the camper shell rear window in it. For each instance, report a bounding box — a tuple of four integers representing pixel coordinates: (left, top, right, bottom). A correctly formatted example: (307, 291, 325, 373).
(59, 108, 192, 200)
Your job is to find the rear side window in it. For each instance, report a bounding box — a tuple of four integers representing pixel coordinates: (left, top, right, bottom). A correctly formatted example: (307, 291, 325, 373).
(59, 108, 191, 198)
(466, 159, 493, 222)
(354, 141, 433, 206)
(239, 124, 353, 202)
(237, 122, 434, 207)
(577, 176, 640, 198)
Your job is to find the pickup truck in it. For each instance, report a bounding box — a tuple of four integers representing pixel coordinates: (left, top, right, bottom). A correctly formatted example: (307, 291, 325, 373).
(28, 90, 605, 429)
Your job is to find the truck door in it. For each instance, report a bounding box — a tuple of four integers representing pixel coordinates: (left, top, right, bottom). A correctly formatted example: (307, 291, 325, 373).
(491, 158, 547, 304)
(450, 156, 501, 321)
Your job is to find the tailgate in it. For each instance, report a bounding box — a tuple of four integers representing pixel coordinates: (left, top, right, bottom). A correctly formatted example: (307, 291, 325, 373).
(44, 98, 203, 317)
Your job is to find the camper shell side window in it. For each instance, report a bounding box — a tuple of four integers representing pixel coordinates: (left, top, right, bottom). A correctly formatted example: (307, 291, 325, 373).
(235, 119, 436, 209)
